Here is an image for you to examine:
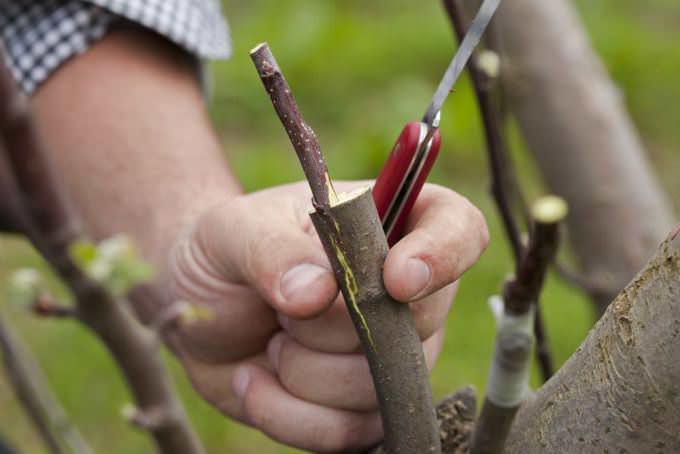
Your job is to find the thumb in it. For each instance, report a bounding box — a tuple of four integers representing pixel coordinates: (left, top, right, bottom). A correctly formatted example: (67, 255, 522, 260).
(189, 195, 338, 319)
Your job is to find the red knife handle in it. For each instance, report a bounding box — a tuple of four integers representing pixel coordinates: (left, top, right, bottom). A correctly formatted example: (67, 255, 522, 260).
(373, 122, 422, 220)
(372, 122, 442, 246)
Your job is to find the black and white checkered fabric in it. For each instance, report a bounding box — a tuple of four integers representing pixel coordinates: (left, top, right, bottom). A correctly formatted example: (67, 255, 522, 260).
(0, 0, 232, 94)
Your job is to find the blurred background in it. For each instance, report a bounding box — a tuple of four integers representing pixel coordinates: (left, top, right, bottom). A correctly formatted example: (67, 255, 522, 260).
(1, 0, 679, 452)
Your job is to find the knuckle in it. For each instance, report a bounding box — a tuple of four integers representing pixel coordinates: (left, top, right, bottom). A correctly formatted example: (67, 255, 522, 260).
(244, 229, 286, 280)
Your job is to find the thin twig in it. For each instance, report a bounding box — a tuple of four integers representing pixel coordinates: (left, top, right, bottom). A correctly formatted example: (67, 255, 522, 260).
(251, 44, 441, 453)
(0, 50, 204, 454)
(122, 404, 171, 432)
(0, 312, 92, 454)
(31, 294, 78, 318)
(532, 307, 554, 381)
(503, 198, 565, 314)
(442, 0, 522, 263)
(470, 196, 566, 454)
(250, 43, 337, 208)
(441, 0, 554, 381)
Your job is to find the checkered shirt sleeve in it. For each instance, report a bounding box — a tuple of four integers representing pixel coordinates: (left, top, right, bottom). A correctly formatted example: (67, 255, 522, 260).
(0, 0, 232, 94)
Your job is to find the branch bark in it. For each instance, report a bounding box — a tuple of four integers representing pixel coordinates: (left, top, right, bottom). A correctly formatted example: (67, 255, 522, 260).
(250, 42, 336, 207)
(251, 43, 440, 453)
(503, 226, 680, 453)
(370, 224, 680, 453)
(490, 0, 676, 314)
(441, 0, 554, 381)
(0, 145, 24, 233)
(441, 0, 522, 264)
(370, 386, 477, 454)
(470, 196, 565, 454)
(0, 313, 91, 454)
(311, 189, 441, 453)
(0, 51, 204, 454)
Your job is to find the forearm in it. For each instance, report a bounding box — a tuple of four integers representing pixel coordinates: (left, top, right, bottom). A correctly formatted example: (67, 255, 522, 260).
(31, 23, 240, 271)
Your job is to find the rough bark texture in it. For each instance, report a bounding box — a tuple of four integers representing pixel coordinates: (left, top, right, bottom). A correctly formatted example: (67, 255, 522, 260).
(504, 227, 680, 453)
(311, 189, 441, 454)
(470, 402, 518, 454)
(370, 386, 477, 454)
(491, 0, 676, 313)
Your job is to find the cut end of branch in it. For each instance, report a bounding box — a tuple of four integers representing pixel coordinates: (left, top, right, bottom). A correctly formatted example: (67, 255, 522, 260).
(249, 42, 269, 55)
(531, 195, 568, 224)
(330, 186, 371, 208)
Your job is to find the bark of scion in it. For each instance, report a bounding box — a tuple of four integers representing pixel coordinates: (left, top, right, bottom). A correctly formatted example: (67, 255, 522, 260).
(311, 188, 441, 454)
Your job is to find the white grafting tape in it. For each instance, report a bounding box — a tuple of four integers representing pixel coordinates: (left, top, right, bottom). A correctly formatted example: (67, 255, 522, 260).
(485, 295, 534, 408)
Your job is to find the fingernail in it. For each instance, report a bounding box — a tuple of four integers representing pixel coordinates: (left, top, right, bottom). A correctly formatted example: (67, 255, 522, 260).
(232, 368, 251, 399)
(403, 258, 431, 300)
(280, 263, 330, 304)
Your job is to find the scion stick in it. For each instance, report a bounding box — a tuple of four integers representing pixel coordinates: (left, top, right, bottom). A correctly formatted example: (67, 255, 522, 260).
(251, 42, 441, 454)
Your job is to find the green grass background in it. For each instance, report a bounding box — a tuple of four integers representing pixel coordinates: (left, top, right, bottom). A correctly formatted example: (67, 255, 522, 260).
(1, 1, 679, 452)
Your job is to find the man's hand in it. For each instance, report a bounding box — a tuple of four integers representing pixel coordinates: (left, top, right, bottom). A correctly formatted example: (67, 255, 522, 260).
(31, 24, 488, 452)
(167, 181, 489, 452)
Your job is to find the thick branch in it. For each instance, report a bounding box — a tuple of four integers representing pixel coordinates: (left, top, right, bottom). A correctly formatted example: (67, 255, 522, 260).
(370, 386, 477, 454)
(0, 313, 91, 454)
(503, 226, 680, 452)
(491, 0, 676, 314)
(0, 53, 204, 454)
(311, 189, 441, 453)
(250, 45, 440, 452)
(250, 43, 336, 207)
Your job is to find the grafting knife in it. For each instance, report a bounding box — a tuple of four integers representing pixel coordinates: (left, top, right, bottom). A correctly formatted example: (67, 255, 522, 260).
(373, 0, 501, 245)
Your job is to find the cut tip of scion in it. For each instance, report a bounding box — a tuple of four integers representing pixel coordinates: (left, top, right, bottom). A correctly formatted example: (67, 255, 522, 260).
(532, 195, 568, 224)
(250, 42, 269, 55)
(477, 49, 501, 78)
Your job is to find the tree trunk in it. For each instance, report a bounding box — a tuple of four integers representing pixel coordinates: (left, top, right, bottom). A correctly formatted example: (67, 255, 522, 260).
(491, 0, 676, 314)
(503, 226, 680, 453)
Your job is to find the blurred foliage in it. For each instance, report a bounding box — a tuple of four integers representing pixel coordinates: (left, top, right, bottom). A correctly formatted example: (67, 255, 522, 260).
(1, 1, 679, 453)
(69, 235, 153, 298)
